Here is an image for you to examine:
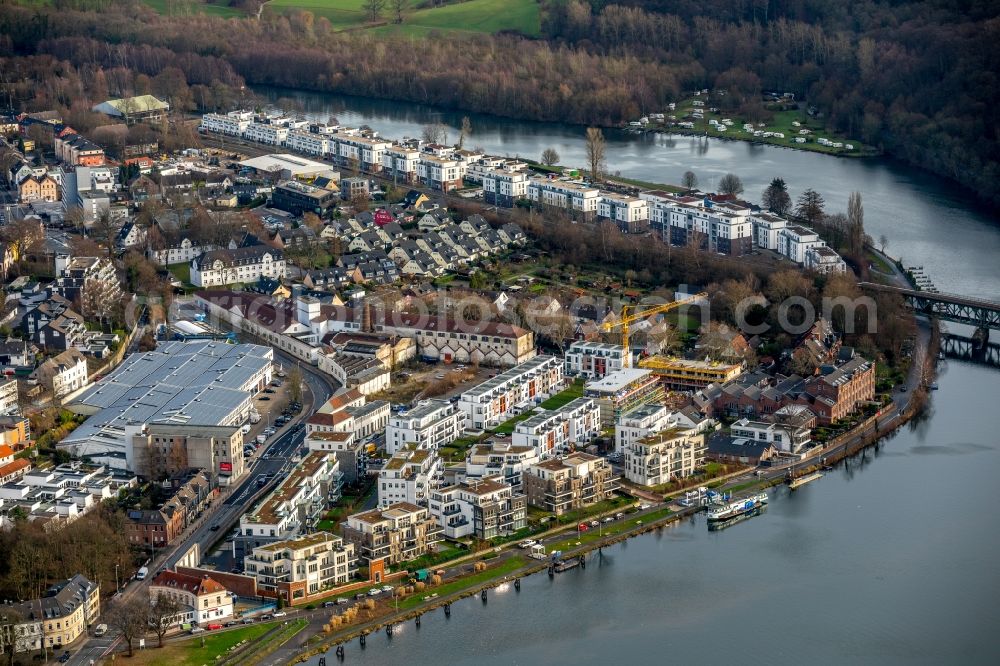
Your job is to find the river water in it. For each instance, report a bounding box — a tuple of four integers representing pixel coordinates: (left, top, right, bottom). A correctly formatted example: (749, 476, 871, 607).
(266, 89, 1000, 300)
(270, 91, 1000, 664)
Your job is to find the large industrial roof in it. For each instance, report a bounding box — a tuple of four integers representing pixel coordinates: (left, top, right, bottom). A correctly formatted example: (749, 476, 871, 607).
(60, 341, 272, 457)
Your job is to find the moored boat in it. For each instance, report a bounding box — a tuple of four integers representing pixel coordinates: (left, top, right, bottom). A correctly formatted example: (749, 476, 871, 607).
(706, 492, 768, 522)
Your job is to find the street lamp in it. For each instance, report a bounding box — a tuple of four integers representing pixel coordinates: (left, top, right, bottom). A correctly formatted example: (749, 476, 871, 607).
(115, 564, 120, 594)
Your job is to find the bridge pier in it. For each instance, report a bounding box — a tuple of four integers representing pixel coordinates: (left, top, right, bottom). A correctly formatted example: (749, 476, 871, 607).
(973, 327, 990, 348)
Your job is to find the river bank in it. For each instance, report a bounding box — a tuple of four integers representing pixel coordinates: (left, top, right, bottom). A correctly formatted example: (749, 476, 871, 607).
(292, 321, 935, 663)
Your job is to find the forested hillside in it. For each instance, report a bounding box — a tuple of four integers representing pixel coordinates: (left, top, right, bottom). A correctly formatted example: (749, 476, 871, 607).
(0, 0, 996, 206)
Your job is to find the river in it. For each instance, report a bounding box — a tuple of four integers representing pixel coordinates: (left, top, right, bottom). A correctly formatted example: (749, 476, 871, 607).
(265, 89, 1000, 300)
(268, 90, 1000, 664)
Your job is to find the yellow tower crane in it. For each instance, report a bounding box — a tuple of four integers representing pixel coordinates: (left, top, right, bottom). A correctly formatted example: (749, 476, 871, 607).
(600, 292, 707, 368)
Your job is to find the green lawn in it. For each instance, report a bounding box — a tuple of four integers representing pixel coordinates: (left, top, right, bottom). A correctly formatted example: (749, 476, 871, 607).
(652, 99, 873, 157)
(397, 555, 525, 610)
(142, 0, 245, 18)
(267, 0, 540, 36)
(127, 623, 276, 666)
(537, 380, 584, 410)
(547, 506, 672, 552)
(168, 261, 192, 285)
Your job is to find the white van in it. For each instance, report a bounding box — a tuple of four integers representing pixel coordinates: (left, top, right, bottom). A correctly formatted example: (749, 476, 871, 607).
(94, 624, 108, 637)
(136, 566, 148, 580)
(242, 424, 251, 435)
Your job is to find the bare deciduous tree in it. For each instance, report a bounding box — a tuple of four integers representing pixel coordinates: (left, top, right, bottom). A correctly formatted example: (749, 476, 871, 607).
(541, 147, 560, 166)
(585, 127, 605, 183)
(718, 173, 744, 196)
(107, 596, 148, 657)
(362, 0, 386, 22)
(148, 592, 180, 647)
(458, 116, 472, 149)
(681, 170, 698, 189)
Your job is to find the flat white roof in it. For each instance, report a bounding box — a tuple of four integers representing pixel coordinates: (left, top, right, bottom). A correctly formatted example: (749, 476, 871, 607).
(585, 368, 653, 393)
(240, 153, 332, 176)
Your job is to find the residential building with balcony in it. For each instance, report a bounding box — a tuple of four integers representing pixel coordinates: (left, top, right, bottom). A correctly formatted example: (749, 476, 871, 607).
(377, 448, 443, 508)
(526, 177, 600, 219)
(463, 440, 539, 489)
(511, 397, 602, 458)
(598, 193, 649, 233)
(623, 427, 706, 487)
(243, 532, 356, 604)
(584, 369, 665, 425)
(382, 145, 420, 183)
(522, 452, 619, 516)
(482, 167, 529, 207)
(240, 452, 342, 547)
(285, 129, 332, 157)
(385, 399, 465, 454)
(564, 341, 626, 379)
(730, 418, 812, 454)
(200, 110, 253, 136)
(334, 133, 390, 173)
(457, 355, 564, 430)
(271, 180, 339, 216)
(244, 122, 288, 145)
(417, 154, 462, 191)
(341, 502, 442, 567)
(428, 477, 526, 540)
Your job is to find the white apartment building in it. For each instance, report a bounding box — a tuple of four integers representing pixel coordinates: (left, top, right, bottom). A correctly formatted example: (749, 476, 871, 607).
(805, 245, 848, 274)
(482, 167, 529, 207)
(511, 398, 602, 458)
(527, 177, 600, 217)
(662, 200, 754, 255)
(564, 341, 626, 379)
(428, 477, 527, 540)
(244, 122, 289, 146)
(778, 225, 826, 263)
(382, 145, 421, 182)
(190, 246, 286, 288)
(458, 355, 564, 430)
(614, 403, 674, 453)
(240, 452, 341, 545)
(599, 193, 649, 232)
(385, 399, 465, 454)
(623, 427, 706, 487)
(243, 532, 355, 602)
(731, 418, 811, 453)
(285, 129, 331, 157)
(466, 157, 523, 183)
(417, 154, 462, 191)
(335, 134, 389, 173)
(378, 448, 443, 507)
(750, 212, 789, 250)
(464, 440, 539, 488)
(200, 111, 253, 136)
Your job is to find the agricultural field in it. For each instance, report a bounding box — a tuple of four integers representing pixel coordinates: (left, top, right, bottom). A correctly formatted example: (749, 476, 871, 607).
(142, 0, 246, 18)
(266, 0, 541, 37)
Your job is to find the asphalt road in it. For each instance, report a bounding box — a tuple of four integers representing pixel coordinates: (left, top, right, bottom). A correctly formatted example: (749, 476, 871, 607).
(66, 347, 335, 666)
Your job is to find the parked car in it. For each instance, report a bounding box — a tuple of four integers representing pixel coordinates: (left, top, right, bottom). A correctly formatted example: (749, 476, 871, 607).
(381, 585, 394, 593)
(242, 618, 254, 624)
(336, 597, 349, 605)
(58, 652, 71, 663)
(518, 540, 537, 549)
(94, 624, 108, 637)
(367, 588, 381, 597)
(272, 611, 287, 617)
(190, 627, 206, 634)
(322, 601, 336, 608)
